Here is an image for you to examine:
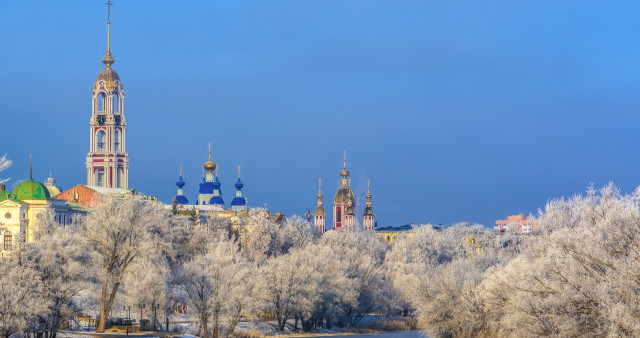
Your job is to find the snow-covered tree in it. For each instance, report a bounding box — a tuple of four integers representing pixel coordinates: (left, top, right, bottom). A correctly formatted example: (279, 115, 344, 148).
(0, 257, 46, 338)
(482, 183, 640, 336)
(26, 215, 89, 337)
(386, 224, 509, 337)
(320, 230, 390, 327)
(239, 213, 280, 263)
(256, 248, 322, 332)
(82, 194, 169, 332)
(178, 238, 251, 338)
(0, 154, 11, 185)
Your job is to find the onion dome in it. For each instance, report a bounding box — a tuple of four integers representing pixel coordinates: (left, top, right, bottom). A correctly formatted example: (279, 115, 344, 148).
(209, 196, 225, 206)
(174, 165, 189, 205)
(316, 178, 325, 214)
(231, 166, 247, 208)
(364, 180, 374, 216)
(231, 178, 246, 206)
(231, 196, 246, 206)
(334, 186, 353, 204)
(213, 173, 222, 190)
(203, 142, 216, 173)
(176, 176, 185, 189)
(175, 195, 189, 204)
(340, 150, 350, 179)
(345, 190, 355, 215)
(12, 179, 51, 201)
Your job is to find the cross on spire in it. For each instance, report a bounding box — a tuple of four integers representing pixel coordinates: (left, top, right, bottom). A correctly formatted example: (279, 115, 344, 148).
(106, 0, 112, 23)
(102, 0, 115, 67)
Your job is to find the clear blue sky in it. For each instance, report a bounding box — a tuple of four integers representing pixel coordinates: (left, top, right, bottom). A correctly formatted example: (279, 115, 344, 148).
(2, 0, 640, 227)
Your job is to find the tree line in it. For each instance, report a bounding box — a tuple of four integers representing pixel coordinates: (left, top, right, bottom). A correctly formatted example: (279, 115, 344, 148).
(2, 183, 640, 337)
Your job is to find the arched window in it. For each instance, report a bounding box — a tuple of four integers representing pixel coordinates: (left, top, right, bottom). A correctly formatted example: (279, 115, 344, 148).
(113, 93, 119, 113)
(4, 232, 12, 250)
(97, 130, 106, 151)
(98, 92, 106, 112)
(114, 130, 120, 151)
(117, 169, 122, 188)
(96, 169, 105, 187)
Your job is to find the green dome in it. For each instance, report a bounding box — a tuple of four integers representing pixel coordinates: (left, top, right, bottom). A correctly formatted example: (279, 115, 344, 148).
(12, 179, 51, 201)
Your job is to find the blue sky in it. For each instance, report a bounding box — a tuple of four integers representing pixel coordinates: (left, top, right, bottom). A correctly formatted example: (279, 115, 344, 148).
(2, 1, 640, 227)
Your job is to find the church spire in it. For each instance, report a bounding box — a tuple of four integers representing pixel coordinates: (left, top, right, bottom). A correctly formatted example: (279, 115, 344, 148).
(102, 0, 115, 68)
(316, 178, 325, 214)
(363, 179, 375, 230)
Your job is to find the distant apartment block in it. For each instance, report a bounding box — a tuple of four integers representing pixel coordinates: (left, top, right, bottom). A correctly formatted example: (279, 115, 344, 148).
(495, 214, 537, 234)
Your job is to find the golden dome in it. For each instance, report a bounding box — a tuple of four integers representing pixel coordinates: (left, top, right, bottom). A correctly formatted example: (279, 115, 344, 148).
(204, 160, 216, 172)
(203, 142, 216, 172)
(46, 185, 61, 198)
(95, 67, 120, 89)
(334, 186, 354, 204)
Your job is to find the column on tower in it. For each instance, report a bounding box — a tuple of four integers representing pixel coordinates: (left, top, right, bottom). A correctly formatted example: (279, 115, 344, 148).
(314, 179, 326, 235)
(363, 179, 375, 231)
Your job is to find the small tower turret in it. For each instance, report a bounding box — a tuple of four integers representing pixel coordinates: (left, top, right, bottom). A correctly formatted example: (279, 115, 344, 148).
(231, 166, 247, 212)
(208, 169, 225, 207)
(343, 181, 356, 231)
(175, 164, 189, 205)
(363, 179, 374, 231)
(198, 143, 217, 205)
(314, 179, 326, 235)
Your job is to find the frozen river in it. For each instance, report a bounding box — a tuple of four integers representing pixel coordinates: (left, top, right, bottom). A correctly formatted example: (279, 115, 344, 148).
(313, 330, 424, 338)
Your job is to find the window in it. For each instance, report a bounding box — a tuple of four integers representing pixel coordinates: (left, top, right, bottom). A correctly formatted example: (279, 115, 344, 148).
(4, 232, 12, 250)
(98, 92, 106, 112)
(115, 130, 120, 151)
(117, 169, 122, 188)
(113, 93, 119, 113)
(97, 130, 106, 151)
(97, 169, 105, 187)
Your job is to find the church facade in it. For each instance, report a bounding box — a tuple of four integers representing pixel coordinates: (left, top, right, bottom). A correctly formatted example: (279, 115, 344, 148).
(172, 144, 248, 212)
(314, 153, 375, 234)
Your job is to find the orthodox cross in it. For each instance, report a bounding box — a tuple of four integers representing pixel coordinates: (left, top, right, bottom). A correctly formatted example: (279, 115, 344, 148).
(106, 0, 112, 24)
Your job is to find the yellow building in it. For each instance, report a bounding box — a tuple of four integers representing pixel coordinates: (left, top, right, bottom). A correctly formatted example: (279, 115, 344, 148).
(0, 170, 86, 253)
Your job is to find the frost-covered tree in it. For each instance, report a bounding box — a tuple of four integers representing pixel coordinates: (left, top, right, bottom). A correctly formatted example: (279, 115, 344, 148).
(178, 238, 251, 338)
(25, 216, 89, 337)
(320, 230, 390, 327)
(82, 194, 168, 332)
(0, 154, 11, 185)
(386, 224, 509, 337)
(239, 213, 280, 263)
(482, 183, 640, 337)
(0, 257, 46, 338)
(257, 248, 322, 332)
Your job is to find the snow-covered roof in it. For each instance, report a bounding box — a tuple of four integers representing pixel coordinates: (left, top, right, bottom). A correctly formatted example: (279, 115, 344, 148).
(85, 185, 132, 195)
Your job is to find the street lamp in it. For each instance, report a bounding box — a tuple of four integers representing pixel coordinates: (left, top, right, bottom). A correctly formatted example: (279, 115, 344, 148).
(153, 303, 160, 331)
(138, 303, 145, 324)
